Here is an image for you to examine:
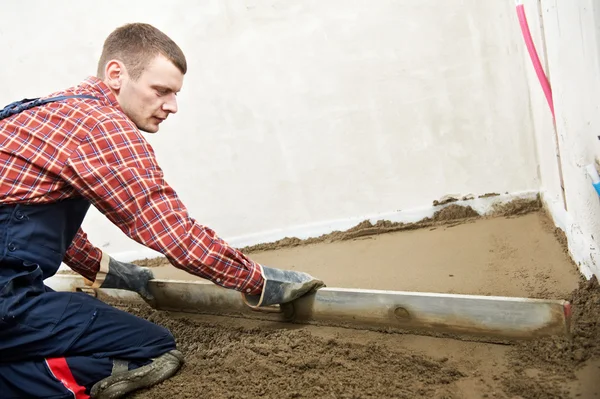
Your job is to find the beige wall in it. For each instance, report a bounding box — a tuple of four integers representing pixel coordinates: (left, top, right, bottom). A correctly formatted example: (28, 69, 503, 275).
(1, 1, 540, 259)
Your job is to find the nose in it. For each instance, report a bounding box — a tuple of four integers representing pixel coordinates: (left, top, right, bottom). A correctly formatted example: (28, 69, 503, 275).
(162, 95, 178, 114)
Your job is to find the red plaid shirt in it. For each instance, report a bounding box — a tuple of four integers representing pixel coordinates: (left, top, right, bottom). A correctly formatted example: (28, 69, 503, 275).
(0, 77, 263, 295)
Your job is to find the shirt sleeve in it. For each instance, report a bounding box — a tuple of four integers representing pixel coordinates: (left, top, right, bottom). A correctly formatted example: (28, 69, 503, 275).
(61, 116, 264, 295)
(62, 228, 103, 281)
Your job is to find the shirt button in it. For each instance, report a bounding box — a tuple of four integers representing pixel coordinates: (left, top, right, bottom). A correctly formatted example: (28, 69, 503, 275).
(7, 242, 17, 252)
(216, 278, 221, 283)
(246, 288, 251, 293)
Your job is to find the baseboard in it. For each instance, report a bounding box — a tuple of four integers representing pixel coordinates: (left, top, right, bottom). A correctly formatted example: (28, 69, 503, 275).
(59, 190, 539, 269)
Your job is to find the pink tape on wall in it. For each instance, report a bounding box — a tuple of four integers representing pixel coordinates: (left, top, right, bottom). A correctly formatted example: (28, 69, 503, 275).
(516, 1, 555, 120)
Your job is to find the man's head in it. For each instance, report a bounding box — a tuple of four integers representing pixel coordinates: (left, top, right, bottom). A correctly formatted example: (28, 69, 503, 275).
(97, 23, 187, 133)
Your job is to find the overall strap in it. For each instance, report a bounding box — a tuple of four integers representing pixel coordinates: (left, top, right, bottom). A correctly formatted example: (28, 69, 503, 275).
(0, 94, 99, 121)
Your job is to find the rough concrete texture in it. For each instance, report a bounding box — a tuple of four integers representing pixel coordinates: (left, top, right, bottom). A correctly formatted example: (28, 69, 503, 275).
(134, 198, 541, 267)
(122, 277, 599, 398)
(119, 208, 599, 398)
(136, 203, 578, 300)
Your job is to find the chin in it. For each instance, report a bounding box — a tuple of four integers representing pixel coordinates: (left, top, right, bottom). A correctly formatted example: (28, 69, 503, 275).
(138, 124, 160, 134)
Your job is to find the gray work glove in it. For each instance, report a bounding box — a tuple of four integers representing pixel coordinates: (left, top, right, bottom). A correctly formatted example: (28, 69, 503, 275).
(85, 255, 154, 301)
(242, 265, 325, 308)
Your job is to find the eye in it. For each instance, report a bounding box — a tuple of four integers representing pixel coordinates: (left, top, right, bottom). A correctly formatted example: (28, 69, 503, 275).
(155, 86, 173, 97)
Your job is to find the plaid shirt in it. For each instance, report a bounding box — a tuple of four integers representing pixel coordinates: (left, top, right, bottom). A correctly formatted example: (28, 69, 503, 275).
(0, 77, 263, 295)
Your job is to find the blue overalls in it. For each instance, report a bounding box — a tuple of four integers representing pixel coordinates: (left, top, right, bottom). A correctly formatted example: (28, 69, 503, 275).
(0, 97, 176, 398)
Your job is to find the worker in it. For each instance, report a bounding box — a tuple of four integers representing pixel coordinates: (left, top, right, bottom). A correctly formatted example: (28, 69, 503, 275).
(0, 23, 324, 399)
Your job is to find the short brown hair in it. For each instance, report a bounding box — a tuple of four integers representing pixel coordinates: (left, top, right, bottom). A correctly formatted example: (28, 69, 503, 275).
(97, 23, 187, 80)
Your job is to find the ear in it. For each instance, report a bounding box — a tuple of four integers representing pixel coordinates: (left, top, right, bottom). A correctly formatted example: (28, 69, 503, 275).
(103, 60, 126, 91)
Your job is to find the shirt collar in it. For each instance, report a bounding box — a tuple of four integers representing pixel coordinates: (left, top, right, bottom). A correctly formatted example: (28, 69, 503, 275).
(78, 76, 120, 109)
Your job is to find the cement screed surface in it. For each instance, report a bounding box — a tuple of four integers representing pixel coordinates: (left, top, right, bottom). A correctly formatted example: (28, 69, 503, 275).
(121, 211, 598, 398)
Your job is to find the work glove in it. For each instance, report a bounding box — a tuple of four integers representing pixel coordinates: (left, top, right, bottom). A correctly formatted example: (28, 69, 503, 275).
(242, 265, 325, 308)
(85, 254, 154, 301)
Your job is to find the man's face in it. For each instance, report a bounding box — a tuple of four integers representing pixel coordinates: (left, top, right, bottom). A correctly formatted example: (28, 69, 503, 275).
(112, 54, 183, 133)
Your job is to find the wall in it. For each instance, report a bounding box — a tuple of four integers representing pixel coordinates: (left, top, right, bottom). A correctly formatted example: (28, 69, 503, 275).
(0, 0, 540, 260)
(519, 0, 565, 212)
(522, 0, 600, 278)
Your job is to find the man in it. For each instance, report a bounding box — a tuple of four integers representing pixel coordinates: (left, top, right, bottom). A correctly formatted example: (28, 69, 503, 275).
(0, 23, 323, 398)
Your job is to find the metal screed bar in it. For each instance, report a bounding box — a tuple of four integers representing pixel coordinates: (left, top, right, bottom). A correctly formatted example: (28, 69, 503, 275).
(46, 275, 570, 340)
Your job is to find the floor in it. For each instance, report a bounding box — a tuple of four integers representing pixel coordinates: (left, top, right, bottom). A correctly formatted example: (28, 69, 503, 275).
(121, 211, 597, 398)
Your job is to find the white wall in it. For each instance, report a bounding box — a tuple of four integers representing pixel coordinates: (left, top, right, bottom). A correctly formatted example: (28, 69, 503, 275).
(520, 0, 565, 210)
(521, 0, 600, 278)
(0, 1, 540, 259)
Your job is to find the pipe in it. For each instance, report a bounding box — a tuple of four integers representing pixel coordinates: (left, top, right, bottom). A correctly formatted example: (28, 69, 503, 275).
(586, 164, 600, 197)
(516, 0, 555, 120)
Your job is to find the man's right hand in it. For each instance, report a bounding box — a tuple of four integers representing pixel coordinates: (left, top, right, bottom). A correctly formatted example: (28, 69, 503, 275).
(242, 265, 325, 308)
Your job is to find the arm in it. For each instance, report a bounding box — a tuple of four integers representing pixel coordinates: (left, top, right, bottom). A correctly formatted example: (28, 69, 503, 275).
(64, 227, 155, 300)
(61, 117, 263, 295)
(62, 227, 104, 282)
